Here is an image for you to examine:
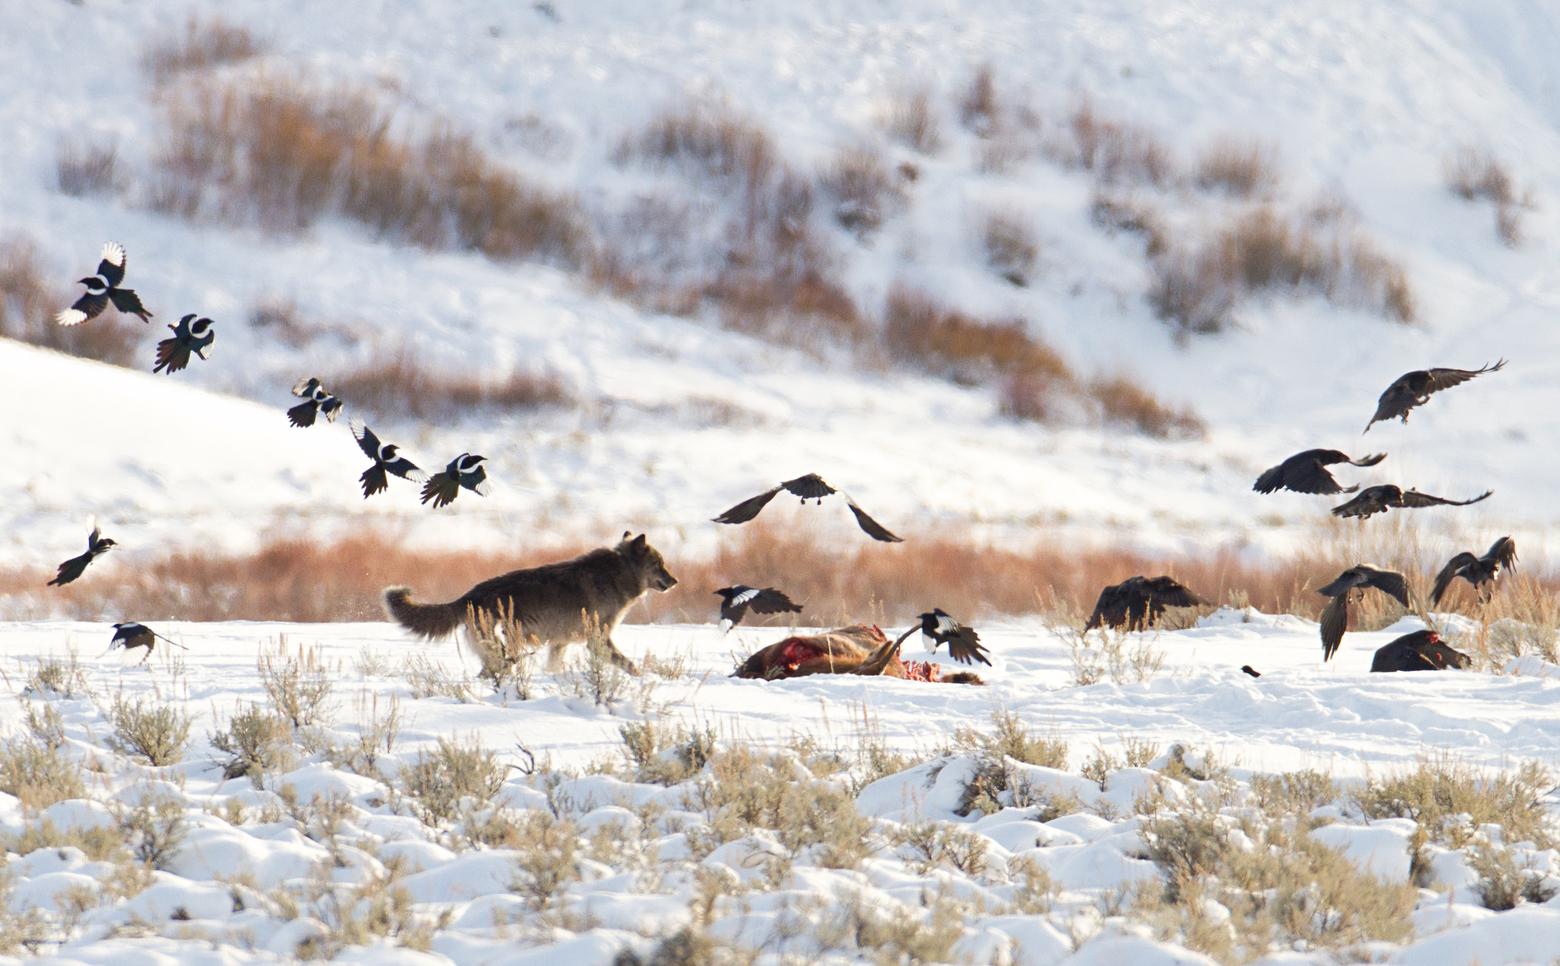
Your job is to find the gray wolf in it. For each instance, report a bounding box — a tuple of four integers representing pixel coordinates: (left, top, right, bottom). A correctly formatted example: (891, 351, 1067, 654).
(383, 532, 677, 673)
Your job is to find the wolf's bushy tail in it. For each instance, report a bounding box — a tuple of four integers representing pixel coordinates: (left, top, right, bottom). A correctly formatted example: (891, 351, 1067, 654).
(382, 586, 466, 639)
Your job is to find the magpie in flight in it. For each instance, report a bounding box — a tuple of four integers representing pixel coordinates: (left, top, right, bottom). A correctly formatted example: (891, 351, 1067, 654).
(715, 585, 802, 633)
(349, 419, 427, 498)
(1253, 449, 1385, 495)
(1084, 576, 1205, 631)
(152, 314, 215, 374)
(1331, 485, 1492, 521)
(287, 377, 343, 428)
(1364, 360, 1505, 433)
(916, 608, 990, 666)
(1431, 536, 1517, 606)
(420, 453, 490, 508)
(48, 523, 116, 587)
(55, 242, 152, 326)
(108, 622, 187, 663)
(1315, 564, 1410, 662)
(713, 473, 903, 542)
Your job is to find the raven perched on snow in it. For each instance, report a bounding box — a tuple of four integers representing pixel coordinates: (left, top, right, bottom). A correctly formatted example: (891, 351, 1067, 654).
(1331, 485, 1492, 521)
(1370, 630, 1471, 673)
(1431, 536, 1518, 606)
(1315, 564, 1410, 662)
(55, 242, 152, 326)
(1253, 449, 1385, 495)
(1084, 576, 1205, 631)
(713, 473, 902, 542)
(1363, 360, 1505, 433)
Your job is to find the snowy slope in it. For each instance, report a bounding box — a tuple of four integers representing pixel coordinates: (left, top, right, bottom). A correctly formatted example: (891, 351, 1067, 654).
(3, 0, 1559, 575)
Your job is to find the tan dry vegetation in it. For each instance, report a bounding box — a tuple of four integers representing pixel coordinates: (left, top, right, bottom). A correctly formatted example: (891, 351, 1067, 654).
(0, 236, 142, 367)
(1194, 136, 1280, 197)
(9, 518, 1549, 628)
(1089, 191, 1169, 258)
(818, 144, 908, 239)
(885, 87, 942, 153)
(1056, 96, 1176, 187)
(141, 16, 266, 84)
(55, 136, 121, 198)
(1149, 205, 1416, 334)
(1444, 145, 1528, 247)
(332, 348, 574, 420)
(150, 76, 589, 266)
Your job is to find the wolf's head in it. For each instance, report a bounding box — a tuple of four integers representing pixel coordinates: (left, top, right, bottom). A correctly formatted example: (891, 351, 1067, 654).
(618, 532, 678, 591)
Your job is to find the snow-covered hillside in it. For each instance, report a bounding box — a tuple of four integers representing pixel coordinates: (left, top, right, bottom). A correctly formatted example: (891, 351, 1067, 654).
(4, 0, 1558, 575)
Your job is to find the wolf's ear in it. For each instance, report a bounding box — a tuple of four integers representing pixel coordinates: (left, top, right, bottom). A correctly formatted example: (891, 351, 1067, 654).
(630, 533, 647, 550)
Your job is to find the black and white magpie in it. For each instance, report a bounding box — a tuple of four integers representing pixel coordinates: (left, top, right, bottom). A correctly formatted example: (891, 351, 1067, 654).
(917, 608, 990, 665)
(287, 377, 343, 428)
(108, 622, 186, 662)
(420, 453, 490, 508)
(152, 314, 215, 374)
(713, 473, 903, 542)
(349, 418, 427, 498)
(55, 242, 152, 326)
(714, 585, 802, 633)
(48, 523, 115, 587)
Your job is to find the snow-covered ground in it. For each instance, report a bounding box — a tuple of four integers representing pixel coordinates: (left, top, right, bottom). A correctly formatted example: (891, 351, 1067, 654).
(4, 0, 1559, 572)
(0, 611, 1557, 962)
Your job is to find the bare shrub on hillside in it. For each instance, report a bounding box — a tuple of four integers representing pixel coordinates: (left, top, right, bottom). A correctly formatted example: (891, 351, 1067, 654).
(400, 654, 478, 703)
(1149, 206, 1416, 333)
(883, 284, 1072, 388)
(258, 640, 335, 729)
(1470, 841, 1559, 910)
(1195, 136, 1280, 197)
(332, 347, 573, 420)
(958, 65, 1000, 136)
(819, 144, 906, 239)
(885, 87, 942, 153)
(211, 703, 295, 785)
(22, 651, 91, 699)
(1089, 375, 1206, 440)
(151, 77, 589, 266)
(1444, 146, 1529, 247)
(142, 16, 265, 83)
(55, 136, 121, 197)
(1055, 96, 1175, 187)
(0, 236, 141, 366)
(249, 297, 322, 348)
(1089, 191, 1168, 258)
(980, 210, 1039, 286)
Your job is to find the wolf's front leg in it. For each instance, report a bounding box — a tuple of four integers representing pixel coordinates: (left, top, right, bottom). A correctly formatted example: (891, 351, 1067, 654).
(592, 636, 640, 676)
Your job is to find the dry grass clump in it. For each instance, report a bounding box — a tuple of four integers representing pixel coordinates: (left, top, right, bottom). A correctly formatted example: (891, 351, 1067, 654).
(619, 720, 716, 786)
(105, 694, 193, 766)
(0, 236, 141, 367)
(1056, 97, 1175, 187)
(1149, 206, 1416, 334)
(958, 65, 1001, 136)
(1444, 145, 1528, 246)
(22, 651, 91, 699)
(332, 347, 573, 420)
(0, 739, 86, 812)
(980, 210, 1039, 286)
(402, 736, 506, 826)
(152, 76, 589, 266)
(1138, 805, 1417, 959)
(1089, 191, 1169, 258)
(258, 640, 335, 729)
(1089, 374, 1206, 440)
(400, 654, 478, 702)
(819, 144, 907, 239)
(248, 297, 322, 349)
(885, 87, 942, 153)
(1355, 753, 1554, 849)
(1469, 841, 1559, 910)
(883, 284, 1072, 388)
(949, 710, 1074, 818)
(1194, 136, 1280, 197)
(55, 136, 121, 197)
(141, 16, 265, 84)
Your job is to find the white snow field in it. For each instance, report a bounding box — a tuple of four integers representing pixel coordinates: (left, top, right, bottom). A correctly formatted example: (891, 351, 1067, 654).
(0, 612, 1557, 962)
(3, 0, 1560, 571)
